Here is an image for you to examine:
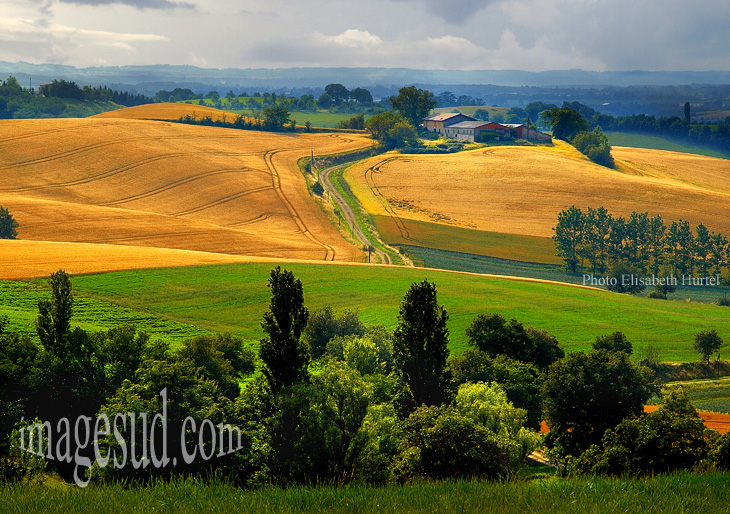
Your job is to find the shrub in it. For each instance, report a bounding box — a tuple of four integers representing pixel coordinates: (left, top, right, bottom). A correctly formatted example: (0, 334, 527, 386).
(312, 181, 324, 196)
(606, 263, 646, 294)
(718, 295, 730, 307)
(0, 206, 18, 239)
(574, 390, 709, 476)
(305, 306, 365, 360)
(392, 405, 517, 482)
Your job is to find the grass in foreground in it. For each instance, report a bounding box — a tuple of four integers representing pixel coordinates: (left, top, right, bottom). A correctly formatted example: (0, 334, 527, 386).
(3, 471, 729, 514)
(1, 262, 726, 361)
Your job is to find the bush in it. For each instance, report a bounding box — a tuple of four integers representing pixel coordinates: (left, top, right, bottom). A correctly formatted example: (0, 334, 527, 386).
(0, 206, 19, 239)
(305, 306, 365, 360)
(392, 405, 518, 482)
(606, 263, 646, 294)
(718, 295, 730, 307)
(448, 351, 543, 430)
(571, 127, 614, 168)
(312, 181, 324, 196)
(574, 390, 709, 476)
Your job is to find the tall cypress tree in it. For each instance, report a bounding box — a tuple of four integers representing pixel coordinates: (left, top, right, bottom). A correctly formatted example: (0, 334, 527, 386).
(259, 266, 310, 393)
(392, 280, 451, 406)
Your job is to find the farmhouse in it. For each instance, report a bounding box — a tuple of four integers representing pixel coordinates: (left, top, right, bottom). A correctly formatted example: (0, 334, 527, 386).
(443, 121, 510, 142)
(502, 123, 552, 142)
(423, 112, 474, 134)
(423, 113, 552, 143)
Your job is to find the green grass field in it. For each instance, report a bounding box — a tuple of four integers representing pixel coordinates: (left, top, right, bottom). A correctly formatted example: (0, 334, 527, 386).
(373, 216, 561, 264)
(3, 262, 730, 361)
(661, 378, 730, 413)
(0, 280, 208, 347)
(406, 246, 730, 304)
(4, 471, 729, 514)
(432, 105, 510, 118)
(606, 131, 730, 159)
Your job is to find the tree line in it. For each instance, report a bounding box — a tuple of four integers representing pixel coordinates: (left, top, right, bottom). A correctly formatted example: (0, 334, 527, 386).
(3, 267, 729, 485)
(563, 100, 730, 155)
(553, 205, 730, 292)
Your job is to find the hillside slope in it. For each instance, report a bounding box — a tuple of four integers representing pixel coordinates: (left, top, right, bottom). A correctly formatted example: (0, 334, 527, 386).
(0, 118, 372, 261)
(92, 102, 237, 122)
(344, 142, 730, 249)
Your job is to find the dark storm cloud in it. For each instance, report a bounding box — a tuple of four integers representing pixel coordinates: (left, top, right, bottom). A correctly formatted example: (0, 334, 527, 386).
(57, 0, 195, 9)
(390, 0, 498, 24)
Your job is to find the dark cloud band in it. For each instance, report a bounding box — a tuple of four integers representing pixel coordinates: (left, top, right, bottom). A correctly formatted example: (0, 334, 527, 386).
(57, 0, 196, 9)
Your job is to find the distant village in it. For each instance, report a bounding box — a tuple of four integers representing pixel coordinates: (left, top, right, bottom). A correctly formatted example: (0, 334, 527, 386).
(423, 112, 551, 143)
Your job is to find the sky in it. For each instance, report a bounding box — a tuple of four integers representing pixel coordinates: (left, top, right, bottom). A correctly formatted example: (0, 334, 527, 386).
(0, 0, 729, 71)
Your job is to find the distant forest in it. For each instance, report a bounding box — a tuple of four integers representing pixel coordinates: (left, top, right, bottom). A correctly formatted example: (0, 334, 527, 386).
(2, 76, 730, 155)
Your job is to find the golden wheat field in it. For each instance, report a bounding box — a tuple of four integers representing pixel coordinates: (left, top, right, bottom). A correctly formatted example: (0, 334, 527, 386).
(0, 240, 269, 279)
(344, 141, 730, 241)
(0, 117, 373, 272)
(92, 102, 241, 122)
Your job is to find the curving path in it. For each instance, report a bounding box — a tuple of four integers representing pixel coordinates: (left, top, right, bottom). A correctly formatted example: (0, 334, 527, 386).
(319, 163, 393, 265)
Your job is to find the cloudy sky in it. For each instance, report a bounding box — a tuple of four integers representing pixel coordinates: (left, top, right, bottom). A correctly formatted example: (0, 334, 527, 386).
(1, 0, 728, 71)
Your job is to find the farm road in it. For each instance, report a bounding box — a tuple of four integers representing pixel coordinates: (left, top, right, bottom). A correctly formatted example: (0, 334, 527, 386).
(319, 163, 392, 265)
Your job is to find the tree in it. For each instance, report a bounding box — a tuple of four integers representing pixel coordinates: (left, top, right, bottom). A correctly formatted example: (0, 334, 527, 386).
(572, 127, 614, 167)
(35, 270, 74, 355)
(0, 207, 18, 239)
(365, 112, 416, 149)
(262, 105, 290, 131)
(465, 313, 531, 362)
(592, 332, 633, 355)
(392, 280, 451, 406)
(525, 326, 564, 370)
(694, 329, 724, 365)
(337, 113, 365, 130)
(350, 87, 373, 104)
(553, 205, 584, 272)
(176, 333, 255, 399)
(540, 106, 589, 141)
(259, 267, 310, 392)
(317, 93, 333, 109)
(574, 390, 709, 476)
(389, 86, 437, 128)
(473, 109, 490, 121)
(388, 122, 418, 148)
(304, 306, 365, 359)
(542, 349, 658, 456)
(684, 101, 691, 124)
(324, 83, 350, 105)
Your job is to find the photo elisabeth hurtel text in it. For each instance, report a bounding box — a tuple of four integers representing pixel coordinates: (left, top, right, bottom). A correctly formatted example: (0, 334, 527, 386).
(582, 273, 722, 288)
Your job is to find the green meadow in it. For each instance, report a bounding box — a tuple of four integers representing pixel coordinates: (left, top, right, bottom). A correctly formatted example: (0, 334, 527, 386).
(606, 131, 730, 159)
(2, 262, 729, 361)
(3, 471, 728, 514)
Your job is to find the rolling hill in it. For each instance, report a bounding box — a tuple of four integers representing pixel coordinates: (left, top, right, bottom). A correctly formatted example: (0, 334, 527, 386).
(0, 116, 373, 263)
(343, 142, 730, 261)
(92, 102, 240, 122)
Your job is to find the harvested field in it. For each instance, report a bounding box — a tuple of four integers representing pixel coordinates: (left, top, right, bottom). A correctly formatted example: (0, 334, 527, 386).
(344, 142, 730, 245)
(0, 118, 373, 262)
(540, 406, 730, 434)
(644, 405, 730, 434)
(0, 240, 271, 279)
(92, 102, 241, 122)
